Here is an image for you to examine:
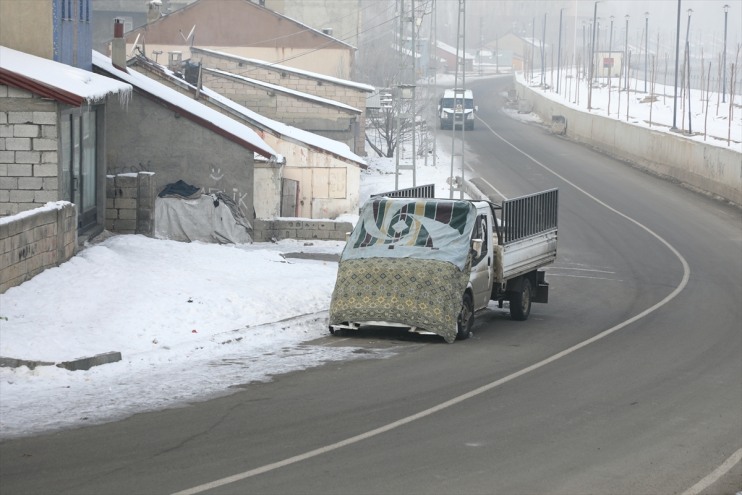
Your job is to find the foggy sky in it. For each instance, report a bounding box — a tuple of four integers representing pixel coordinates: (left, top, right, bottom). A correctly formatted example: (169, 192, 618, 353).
(434, 0, 741, 57)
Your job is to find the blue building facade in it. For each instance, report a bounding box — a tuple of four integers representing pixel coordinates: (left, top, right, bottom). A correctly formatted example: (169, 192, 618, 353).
(55, 0, 93, 70)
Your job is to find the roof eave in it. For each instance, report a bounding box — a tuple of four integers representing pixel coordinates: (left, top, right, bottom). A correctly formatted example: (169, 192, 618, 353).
(0, 68, 85, 106)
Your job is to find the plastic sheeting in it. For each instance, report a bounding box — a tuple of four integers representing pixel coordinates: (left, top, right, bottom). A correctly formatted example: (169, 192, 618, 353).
(155, 192, 253, 244)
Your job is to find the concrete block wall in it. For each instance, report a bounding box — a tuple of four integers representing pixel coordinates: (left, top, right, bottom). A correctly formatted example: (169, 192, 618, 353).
(193, 49, 367, 155)
(515, 79, 742, 206)
(0, 87, 60, 216)
(105, 172, 155, 235)
(201, 71, 355, 124)
(253, 218, 352, 242)
(0, 202, 76, 294)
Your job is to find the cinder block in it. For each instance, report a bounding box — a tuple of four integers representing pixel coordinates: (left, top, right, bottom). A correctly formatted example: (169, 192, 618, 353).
(32, 112, 57, 125)
(9, 190, 34, 202)
(42, 177, 58, 191)
(18, 177, 42, 189)
(33, 164, 58, 177)
(32, 138, 57, 151)
(41, 125, 57, 139)
(8, 163, 32, 176)
(34, 190, 58, 202)
(13, 125, 39, 138)
(114, 198, 137, 209)
(118, 209, 137, 220)
(5, 138, 32, 151)
(15, 151, 41, 164)
(0, 150, 14, 162)
(0, 177, 18, 189)
(41, 151, 57, 163)
(7, 112, 33, 124)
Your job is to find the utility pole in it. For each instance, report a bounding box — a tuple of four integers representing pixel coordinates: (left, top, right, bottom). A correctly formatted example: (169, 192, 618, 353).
(672, 0, 681, 130)
(394, 0, 417, 189)
(588, 1, 598, 110)
(449, 0, 466, 199)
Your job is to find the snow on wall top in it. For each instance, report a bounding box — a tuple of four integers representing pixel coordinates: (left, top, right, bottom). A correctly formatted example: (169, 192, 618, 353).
(194, 48, 374, 93)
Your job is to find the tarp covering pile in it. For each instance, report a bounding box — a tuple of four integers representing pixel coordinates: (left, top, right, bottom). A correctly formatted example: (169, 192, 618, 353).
(155, 181, 253, 244)
(329, 198, 476, 343)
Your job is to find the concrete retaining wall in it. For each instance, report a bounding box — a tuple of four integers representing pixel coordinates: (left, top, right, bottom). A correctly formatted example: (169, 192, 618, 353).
(0, 201, 76, 294)
(514, 80, 742, 206)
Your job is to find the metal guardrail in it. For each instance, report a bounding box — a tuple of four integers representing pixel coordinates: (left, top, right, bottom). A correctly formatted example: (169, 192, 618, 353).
(372, 183, 435, 199)
(501, 189, 558, 244)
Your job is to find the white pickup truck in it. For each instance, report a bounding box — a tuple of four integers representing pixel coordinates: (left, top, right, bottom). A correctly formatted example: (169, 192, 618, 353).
(329, 190, 558, 343)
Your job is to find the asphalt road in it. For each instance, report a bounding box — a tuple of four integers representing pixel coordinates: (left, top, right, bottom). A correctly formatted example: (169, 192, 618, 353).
(1, 77, 740, 495)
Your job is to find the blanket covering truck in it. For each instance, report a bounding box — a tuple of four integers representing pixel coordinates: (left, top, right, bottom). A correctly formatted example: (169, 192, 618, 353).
(329, 190, 558, 343)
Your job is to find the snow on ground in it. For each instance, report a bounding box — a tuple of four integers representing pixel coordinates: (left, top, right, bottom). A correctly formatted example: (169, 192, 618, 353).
(1, 69, 736, 440)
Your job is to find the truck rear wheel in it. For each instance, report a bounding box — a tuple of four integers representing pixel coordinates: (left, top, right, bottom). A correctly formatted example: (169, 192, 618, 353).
(510, 277, 532, 321)
(457, 292, 474, 340)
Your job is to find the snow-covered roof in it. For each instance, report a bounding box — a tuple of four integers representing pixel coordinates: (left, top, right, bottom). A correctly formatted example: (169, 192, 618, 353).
(193, 48, 374, 93)
(204, 68, 361, 114)
(91, 51, 279, 161)
(435, 41, 476, 60)
(130, 56, 365, 168)
(0, 46, 132, 106)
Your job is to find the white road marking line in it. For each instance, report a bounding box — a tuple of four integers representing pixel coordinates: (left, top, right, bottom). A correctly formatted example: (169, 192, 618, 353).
(680, 447, 742, 495)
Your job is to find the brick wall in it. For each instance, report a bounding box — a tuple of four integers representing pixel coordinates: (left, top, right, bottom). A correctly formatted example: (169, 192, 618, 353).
(0, 202, 76, 294)
(253, 218, 352, 242)
(105, 172, 155, 235)
(0, 86, 60, 216)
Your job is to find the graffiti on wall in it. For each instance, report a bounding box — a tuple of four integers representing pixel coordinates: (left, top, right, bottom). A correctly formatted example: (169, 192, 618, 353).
(207, 165, 250, 216)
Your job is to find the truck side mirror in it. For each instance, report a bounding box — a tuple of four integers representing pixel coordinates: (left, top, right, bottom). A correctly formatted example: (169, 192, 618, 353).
(475, 105, 479, 112)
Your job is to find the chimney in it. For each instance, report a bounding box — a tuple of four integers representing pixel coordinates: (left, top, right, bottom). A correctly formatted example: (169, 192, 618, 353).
(168, 51, 183, 72)
(112, 19, 127, 71)
(147, 0, 162, 24)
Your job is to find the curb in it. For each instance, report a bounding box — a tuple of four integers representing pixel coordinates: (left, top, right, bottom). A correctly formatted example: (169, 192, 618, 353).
(0, 351, 122, 371)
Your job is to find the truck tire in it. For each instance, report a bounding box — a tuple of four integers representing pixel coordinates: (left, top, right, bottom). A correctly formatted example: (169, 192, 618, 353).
(457, 292, 474, 340)
(510, 277, 532, 321)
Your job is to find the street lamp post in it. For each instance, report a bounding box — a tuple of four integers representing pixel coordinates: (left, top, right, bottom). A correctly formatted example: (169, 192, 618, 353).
(685, 8, 693, 134)
(588, 1, 598, 110)
(723, 4, 729, 103)
(624, 14, 629, 91)
(557, 8, 564, 94)
(582, 21, 587, 79)
(608, 15, 614, 81)
(644, 11, 649, 93)
(541, 12, 546, 87)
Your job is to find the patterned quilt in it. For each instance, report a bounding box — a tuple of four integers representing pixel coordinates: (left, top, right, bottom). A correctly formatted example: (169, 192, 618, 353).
(329, 257, 470, 343)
